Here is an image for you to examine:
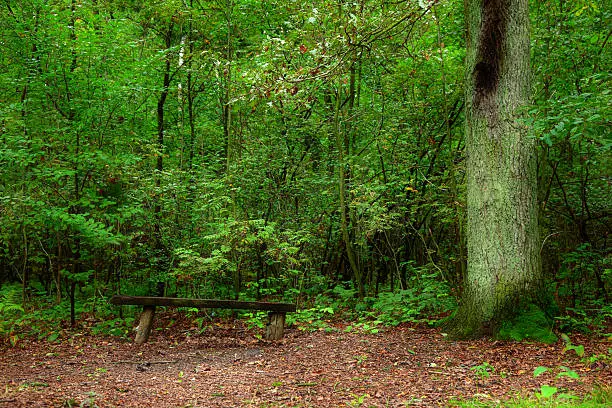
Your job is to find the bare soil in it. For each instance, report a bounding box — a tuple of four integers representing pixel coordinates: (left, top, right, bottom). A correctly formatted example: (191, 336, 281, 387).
(0, 317, 610, 407)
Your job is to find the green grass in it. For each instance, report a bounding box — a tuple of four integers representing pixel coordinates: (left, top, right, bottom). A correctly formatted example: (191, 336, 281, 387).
(447, 386, 611, 407)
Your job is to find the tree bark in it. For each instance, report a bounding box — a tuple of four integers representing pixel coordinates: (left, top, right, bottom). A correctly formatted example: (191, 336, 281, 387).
(134, 306, 156, 344)
(448, 0, 541, 338)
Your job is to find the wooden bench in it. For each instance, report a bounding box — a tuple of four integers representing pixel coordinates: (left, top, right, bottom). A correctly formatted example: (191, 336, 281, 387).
(110, 295, 296, 344)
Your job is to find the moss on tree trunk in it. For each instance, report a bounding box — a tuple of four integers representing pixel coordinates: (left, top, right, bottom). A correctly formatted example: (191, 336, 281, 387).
(448, 0, 543, 338)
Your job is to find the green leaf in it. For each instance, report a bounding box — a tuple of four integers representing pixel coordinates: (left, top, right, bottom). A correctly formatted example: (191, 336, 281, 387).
(556, 366, 580, 379)
(564, 344, 585, 357)
(533, 366, 549, 377)
(560, 333, 571, 344)
(320, 307, 334, 314)
(540, 385, 558, 398)
(573, 345, 585, 357)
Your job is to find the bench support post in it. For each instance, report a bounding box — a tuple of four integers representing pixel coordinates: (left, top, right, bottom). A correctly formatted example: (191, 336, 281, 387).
(266, 311, 286, 340)
(134, 305, 156, 344)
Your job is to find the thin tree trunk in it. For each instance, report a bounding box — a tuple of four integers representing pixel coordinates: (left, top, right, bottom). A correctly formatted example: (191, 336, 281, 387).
(434, 3, 466, 284)
(153, 22, 174, 275)
(223, 0, 234, 174)
(334, 83, 364, 298)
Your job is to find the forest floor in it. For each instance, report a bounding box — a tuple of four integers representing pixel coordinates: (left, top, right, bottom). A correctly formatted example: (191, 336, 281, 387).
(0, 315, 610, 407)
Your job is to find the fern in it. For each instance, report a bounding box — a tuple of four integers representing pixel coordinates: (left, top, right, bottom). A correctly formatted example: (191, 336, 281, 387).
(0, 284, 24, 342)
(0, 284, 24, 314)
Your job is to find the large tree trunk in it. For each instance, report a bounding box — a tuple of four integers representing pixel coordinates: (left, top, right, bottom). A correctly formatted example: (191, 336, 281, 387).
(449, 0, 541, 338)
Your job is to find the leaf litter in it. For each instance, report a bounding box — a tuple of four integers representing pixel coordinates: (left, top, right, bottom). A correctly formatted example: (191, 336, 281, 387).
(0, 318, 609, 407)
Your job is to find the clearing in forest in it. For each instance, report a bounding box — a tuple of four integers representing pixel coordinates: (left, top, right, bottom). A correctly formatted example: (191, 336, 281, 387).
(0, 321, 610, 407)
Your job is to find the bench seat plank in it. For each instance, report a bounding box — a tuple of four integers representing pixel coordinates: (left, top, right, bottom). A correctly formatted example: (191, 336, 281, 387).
(110, 295, 296, 312)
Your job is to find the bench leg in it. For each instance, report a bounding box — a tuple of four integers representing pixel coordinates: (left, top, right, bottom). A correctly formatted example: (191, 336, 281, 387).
(134, 305, 156, 344)
(266, 311, 286, 340)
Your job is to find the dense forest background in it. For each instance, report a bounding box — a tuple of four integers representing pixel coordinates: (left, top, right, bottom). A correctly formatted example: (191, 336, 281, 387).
(0, 0, 609, 340)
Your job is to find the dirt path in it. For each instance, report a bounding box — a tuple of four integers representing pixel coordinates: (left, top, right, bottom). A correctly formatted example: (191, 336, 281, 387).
(0, 322, 609, 407)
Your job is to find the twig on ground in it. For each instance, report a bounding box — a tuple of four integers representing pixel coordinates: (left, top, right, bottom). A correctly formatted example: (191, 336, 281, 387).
(111, 360, 178, 365)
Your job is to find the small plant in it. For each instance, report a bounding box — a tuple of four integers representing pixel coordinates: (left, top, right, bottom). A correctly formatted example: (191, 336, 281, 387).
(345, 320, 383, 335)
(0, 283, 25, 346)
(17, 381, 48, 391)
(536, 384, 558, 400)
(243, 311, 267, 330)
(287, 306, 334, 332)
(533, 366, 549, 377)
(556, 366, 580, 379)
(449, 386, 610, 406)
(561, 333, 585, 357)
(357, 320, 382, 334)
(582, 350, 612, 367)
(470, 361, 494, 380)
(47, 331, 60, 342)
(80, 391, 99, 408)
(91, 317, 134, 338)
(347, 393, 368, 407)
(87, 367, 109, 379)
(531, 365, 583, 404)
(370, 266, 455, 327)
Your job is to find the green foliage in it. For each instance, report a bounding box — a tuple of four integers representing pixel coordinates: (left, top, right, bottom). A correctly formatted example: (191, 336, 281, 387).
(498, 304, 558, 344)
(534, 365, 581, 381)
(537, 385, 559, 400)
(344, 320, 383, 335)
(197, 219, 310, 299)
(581, 349, 612, 366)
(534, 366, 550, 377)
(0, 284, 23, 315)
(450, 385, 611, 407)
(347, 392, 369, 407)
(91, 317, 135, 338)
(0, 0, 608, 342)
(470, 361, 495, 380)
(243, 311, 267, 330)
(0, 283, 24, 345)
(287, 305, 335, 333)
(0, 284, 138, 344)
(523, 365, 599, 406)
(371, 269, 455, 326)
(560, 334, 586, 358)
(0, 299, 72, 344)
(551, 245, 611, 334)
(556, 366, 580, 380)
(530, 0, 611, 336)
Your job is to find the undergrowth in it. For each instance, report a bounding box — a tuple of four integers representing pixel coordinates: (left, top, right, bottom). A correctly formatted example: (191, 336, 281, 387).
(448, 385, 611, 407)
(0, 283, 134, 346)
(1, 255, 609, 344)
(284, 264, 456, 333)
